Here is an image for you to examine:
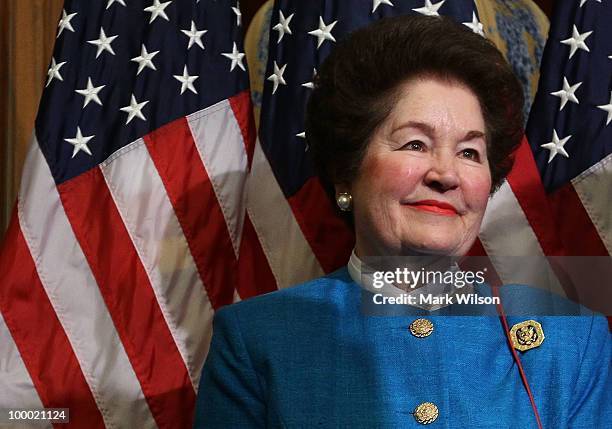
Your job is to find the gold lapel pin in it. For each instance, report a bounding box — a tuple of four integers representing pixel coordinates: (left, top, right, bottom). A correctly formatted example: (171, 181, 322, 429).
(510, 320, 545, 352)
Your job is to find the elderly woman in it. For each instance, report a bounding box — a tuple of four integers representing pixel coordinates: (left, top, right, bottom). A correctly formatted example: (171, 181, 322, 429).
(194, 15, 611, 428)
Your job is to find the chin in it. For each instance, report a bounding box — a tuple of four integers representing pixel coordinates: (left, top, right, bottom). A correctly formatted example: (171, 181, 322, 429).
(402, 235, 473, 257)
(405, 245, 461, 257)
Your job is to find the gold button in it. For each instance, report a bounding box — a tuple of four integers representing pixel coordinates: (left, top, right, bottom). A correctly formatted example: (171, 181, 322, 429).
(409, 318, 434, 338)
(413, 402, 439, 424)
(509, 320, 545, 352)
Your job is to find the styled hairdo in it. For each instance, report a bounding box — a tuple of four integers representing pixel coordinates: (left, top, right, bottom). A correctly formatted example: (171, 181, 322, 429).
(305, 14, 524, 197)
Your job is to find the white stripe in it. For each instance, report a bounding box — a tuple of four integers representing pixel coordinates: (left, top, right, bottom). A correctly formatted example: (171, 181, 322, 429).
(246, 139, 324, 288)
(187, 100, 248, 258)
(0, 313, 51, 429)
(100, 139, 214, 390)
(233, 289, 242, 303)
(17, 139, 157, 429)
(480, 181, 566, 296)
(572, 152, 612, 254)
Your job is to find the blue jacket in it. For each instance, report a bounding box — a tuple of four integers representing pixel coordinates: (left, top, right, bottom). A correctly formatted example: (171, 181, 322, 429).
(194, 268, 611, 428)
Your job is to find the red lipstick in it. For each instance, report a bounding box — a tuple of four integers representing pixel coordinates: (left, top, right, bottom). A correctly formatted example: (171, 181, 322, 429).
(406, 200, 458, 216)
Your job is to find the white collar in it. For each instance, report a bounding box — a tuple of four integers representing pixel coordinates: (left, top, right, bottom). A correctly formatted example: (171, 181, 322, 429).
(347, 250, 474, 312)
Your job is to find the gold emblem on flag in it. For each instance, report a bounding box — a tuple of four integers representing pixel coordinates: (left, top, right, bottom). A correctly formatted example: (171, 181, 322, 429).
(510, 320, 545, 352)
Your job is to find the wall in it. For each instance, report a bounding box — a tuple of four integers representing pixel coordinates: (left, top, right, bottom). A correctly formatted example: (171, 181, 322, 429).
(1, 0, 64, 234)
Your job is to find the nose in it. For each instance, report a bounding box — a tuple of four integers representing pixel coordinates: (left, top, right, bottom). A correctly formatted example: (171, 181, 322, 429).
(423, 152, 460, 192)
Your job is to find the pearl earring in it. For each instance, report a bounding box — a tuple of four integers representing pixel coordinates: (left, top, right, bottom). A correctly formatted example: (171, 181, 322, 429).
(336, 192, 352, 211)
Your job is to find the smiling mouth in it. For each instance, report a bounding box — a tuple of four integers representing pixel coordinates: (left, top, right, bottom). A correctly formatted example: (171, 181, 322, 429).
(405, 200, 458, 216)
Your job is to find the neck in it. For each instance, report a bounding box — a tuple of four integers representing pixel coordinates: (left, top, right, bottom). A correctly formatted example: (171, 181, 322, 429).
(354, 243, 459, 273)
(353, 252, 460, 293)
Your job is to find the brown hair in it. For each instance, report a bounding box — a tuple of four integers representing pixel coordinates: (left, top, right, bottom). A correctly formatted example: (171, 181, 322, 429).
(305, 14, 524, 197)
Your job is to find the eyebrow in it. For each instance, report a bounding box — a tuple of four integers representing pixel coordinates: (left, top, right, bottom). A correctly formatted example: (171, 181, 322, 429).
(392, 121, 486, 142)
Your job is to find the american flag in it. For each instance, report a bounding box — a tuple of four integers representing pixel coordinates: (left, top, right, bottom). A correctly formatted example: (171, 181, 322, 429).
(517, 0, 612, 322)
(525, 0, 611, 259)
(0, 0, 610, 428)
(0, 0, 271, 427)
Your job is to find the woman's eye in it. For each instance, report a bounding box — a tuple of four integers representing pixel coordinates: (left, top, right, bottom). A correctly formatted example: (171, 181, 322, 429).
(400, 141, 425, 151)
(460, 148, 480, 161)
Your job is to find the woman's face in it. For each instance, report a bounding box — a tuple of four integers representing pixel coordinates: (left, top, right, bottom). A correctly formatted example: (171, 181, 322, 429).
(345, 77, 492, 257)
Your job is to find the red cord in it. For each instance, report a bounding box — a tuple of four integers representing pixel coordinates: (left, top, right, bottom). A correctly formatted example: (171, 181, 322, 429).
(492, 286, 544, 429)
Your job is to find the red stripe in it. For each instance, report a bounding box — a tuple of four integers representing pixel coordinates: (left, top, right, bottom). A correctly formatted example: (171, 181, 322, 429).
(507, 137, 565, 256)
(0, 207, 104, 428)
(546, 183, 608, 312)
(467, 237, 488, 257)
(288, 177, 354, 273)
(228, 90, 256, 169)
(237, 214, 278, 298)
(144, 117, 237, 309)
(228, 90, 277, 297)
(57, 169, 194, 429)
(548, 183, 609, 256)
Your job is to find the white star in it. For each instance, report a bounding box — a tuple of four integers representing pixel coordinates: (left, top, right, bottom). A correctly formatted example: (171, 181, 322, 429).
(579, 0, 602, 7)
(267, 61, 287, 94)
(106, 0, 127, 9)
(173, 66, 199, 94)
(131, 44, 159, 75)
(301, 68, 317, 89)
(550, 77, 582, 111)
(560, 25, 593, 59)
(541, 130, 571, 163)
(372, 0, 393, 13)
(413, 0, 445, 16)
(609, 55, 612, 59)
(232, 2, 242, 27)
(120, 94, 149, 124)
(57, 9, 77, 38)
(596, 91, 612, 126)
(144, 0, 172, 23)
(87, 28, 118, 58)
(181, 21, 207, 50)
(221, 42, 246, 72)
(75, 78, 105, 108)
(273, 11, 294, 44)
(296, 132, 308, 151)
(463, 12, 484, 36)
(46, 57, 67, 87)
(308, 17, 338, 49)
(65, 127, 94, 158)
